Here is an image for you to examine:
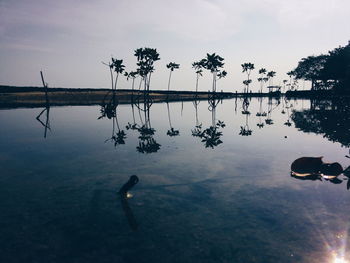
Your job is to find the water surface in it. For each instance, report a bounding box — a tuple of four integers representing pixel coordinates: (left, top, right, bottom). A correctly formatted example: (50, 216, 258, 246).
(0, 97, 349, 263)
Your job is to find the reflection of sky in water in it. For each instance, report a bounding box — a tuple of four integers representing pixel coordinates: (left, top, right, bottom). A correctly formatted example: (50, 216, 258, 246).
(0, 98, 349, 263)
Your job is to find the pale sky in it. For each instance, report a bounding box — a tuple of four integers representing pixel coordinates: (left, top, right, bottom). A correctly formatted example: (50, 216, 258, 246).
(0, 0, 349, 92)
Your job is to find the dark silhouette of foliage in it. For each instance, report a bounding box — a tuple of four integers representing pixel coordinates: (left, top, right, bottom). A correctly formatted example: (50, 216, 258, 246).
(134, 47, 160, 93)
(267, 71, 276, 86)
(290, 41, 350, 92)
(166, 103, 180, 137)
(166, 62, 180, 92)
(192, 60, 205, 93)
(241, 63, 255, 93)
(201, 53, 227, 92)
(191, 120, 225, 148)
(291, 98, 350, 147)
(257, 68, 267, 93)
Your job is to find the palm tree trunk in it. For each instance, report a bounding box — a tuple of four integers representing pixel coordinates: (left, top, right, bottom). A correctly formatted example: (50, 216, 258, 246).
(212, 73, 215, 93)
(168, 71, 172, 92)
(131, 78, 135, 101)
(113, 73, 119, 105)
(131, 103, 136, 125)
(195, 74, 199, 93)
(115, 113, 120, 131)
(147, 73, 152, 92)
(167, 102, 172, 129)
(109, 66, 114, 91)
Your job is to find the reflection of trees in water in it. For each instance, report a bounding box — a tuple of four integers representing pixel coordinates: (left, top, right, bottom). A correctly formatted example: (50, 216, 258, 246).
(265, 97, 280, 125)
(192, 121, 225, 148)
(166, 102, 180, 137)
(241, 96, 251, 115)
(36, 107, 51, 138)
(240, 96, 252, 136)
(125, 100, 161, 154)
(283, 98, 293, 127)
(36, 71, 51, 138)
(99, 103, 127, 147)
(292, 98, 350, 147)
(192, 98, 226, 148)
(256, 97, 266, 129)
(240, 114, 252, 136)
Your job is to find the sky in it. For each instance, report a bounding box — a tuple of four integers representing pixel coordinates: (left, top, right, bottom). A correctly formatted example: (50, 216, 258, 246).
(0, 0, 349, 92)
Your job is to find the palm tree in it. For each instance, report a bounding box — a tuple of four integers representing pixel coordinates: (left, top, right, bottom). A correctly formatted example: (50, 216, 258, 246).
(124, 71, 138, 100)
(111, 58, 125, 89)
(134, 47, 160, 93)
(102, 57, 126, 105)
(282, 79, 288, 93)
(287, 71, 295, 90)
(166, 62, 180, 92)
(241, 63, 255, 93)
(201, 53, 227, 92)
(267, 71, 276, 86)
(257, 68, 267, 93)
(192, 60, 205, 93)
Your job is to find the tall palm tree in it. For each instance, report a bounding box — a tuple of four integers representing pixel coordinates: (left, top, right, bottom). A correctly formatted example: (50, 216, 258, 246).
(134, 47, 160, 93)
(192, 60, 205, 93)
(124, 71, 138, 101)
(241, 63, 255, 93)
(166, 62, 180, 92)
(201, 53, 227, 92)
(267, 71, 276, 86)
(257, 68, 267, 93)
(287, 71, 294, 91)
(282, 79, 288, 93)
(102, 57, 126, 105)
(111, 58, 125, 89)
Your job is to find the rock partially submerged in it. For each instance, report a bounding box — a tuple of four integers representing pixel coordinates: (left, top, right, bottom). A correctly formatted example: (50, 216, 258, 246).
(291, 156, 345, 179)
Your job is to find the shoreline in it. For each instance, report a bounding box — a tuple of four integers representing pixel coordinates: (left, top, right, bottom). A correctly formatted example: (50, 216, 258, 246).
(1, 85, 349, 109)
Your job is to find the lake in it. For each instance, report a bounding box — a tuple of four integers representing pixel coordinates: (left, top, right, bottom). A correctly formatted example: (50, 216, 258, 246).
(0, 97, 349, 263)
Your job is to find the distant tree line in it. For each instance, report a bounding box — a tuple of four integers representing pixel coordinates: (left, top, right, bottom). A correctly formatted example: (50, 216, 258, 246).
(290, 41, 350, 92)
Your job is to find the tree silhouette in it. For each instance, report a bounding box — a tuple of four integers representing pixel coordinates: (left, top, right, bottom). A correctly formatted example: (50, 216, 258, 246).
(134, 47, 160, 94)
(241, 63, 255, 93)
(192, 60, 205, 93)
(166, 102, 180, 137)
(102, 57, 126, 105)
(201, 53, 227, 92)
(166, 62, 180, 92)
(267, 71, 276, 86)
(257, 68, 267, 93)
(124, 71, 138, 100)
(282, 79, 288, 93)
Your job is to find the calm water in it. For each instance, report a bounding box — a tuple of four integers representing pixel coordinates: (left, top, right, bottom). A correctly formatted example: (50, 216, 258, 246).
(0, 97, 349, 263)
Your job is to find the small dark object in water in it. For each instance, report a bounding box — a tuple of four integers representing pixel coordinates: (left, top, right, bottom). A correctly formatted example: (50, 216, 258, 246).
(329, 178, 343, 184)
(291, 157, 345, 177)
(119, 175, 139, 196)
(320, 162, 343, 176)
(291, 157, 324, 176)
(119, 175, 140, 231)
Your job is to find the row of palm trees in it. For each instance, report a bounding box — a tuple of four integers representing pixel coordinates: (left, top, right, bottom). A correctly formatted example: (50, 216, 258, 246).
(104, 47, 298, 96)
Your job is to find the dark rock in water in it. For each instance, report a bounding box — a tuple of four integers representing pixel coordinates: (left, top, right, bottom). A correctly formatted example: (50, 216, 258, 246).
(291, 156, 344, 177)
(329, 177, 343, 184)
(320, 162, 343, 176)
(291, 157, 323, 175)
